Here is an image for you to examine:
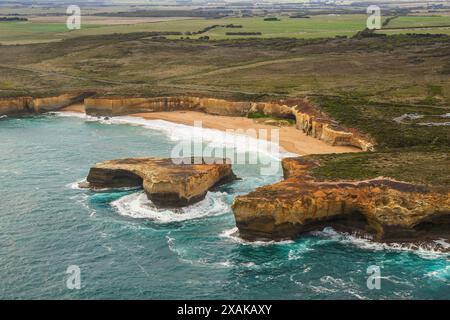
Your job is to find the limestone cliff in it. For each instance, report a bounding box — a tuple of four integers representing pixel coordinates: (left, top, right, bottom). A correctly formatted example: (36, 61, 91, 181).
(292, 101, 374, 151)
(85, 96, 253, 117)
(232, 157, 450, 243)
(30, 93, 91, 113)
(0, 92, 91, 116)
(0, 97, 32, 115)
(248, 101, 294, 119)
(84, 157, 236, 207)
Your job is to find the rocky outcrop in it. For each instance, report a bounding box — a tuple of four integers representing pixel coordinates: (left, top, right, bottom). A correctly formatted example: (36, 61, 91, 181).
(84, 157, 236, 207)
(232, 157, 450, 243)
(248, 101, 294, 119)
(0, 92, 92, 116)
(292, 106, 374, 151)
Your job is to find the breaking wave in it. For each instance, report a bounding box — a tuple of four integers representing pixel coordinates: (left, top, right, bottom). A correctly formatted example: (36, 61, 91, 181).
(111, 191, 230, 223)
(311, 227, 450, 259)
(66, 178, 141, 192)
(220, 227, 295, 246)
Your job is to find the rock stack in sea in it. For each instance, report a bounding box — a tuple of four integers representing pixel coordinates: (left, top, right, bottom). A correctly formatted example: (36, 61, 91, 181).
(83, 157, 236, 207)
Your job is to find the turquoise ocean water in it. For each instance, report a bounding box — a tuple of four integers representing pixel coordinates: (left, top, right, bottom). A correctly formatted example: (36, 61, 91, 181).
(0, 113, 448, 299)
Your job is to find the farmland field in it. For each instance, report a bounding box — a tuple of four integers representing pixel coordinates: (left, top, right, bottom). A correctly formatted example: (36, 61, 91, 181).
(377, 15, 450, 36)
(384, 15, 450, 28)
(0, 15, 372, 44)
(177, 15, 370, 39)
(2, 14, 450, 44)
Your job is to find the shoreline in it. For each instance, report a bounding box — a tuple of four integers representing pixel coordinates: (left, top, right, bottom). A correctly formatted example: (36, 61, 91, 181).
(59, 105, 361, 155)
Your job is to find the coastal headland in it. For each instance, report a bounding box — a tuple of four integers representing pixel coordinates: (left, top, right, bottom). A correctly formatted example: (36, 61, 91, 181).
(233, 157, 450, 245)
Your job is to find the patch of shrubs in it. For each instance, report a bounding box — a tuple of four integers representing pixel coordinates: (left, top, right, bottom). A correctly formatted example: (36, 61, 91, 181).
(264, 17, 280, 21)
(185, 24, 243, 36)
(225, 32, 262, 36)
(0, 17, 28, 21)
(289, 14, 310, 19)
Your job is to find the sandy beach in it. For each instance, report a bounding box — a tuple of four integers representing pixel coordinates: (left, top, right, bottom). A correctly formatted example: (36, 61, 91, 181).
(131, 111, 360, 155)
(59, 106, 360, 155)
(60, 104, 85, 113)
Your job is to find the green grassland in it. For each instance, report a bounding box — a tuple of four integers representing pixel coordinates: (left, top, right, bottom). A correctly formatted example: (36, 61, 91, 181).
(0, 14, 376, 44)
(384, 15, 450, 28)
(1, 14, 450, 44)
(377, 15, 450, 36)
(181, 15, 370, 39)
(0, 21, 103, 43)
(305, 148, 450, 189)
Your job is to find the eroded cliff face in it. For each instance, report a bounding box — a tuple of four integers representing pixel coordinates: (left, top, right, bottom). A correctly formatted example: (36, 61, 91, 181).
(30, 93, 90, 113)
(84, 157, 236, 207)
(85, 96, 254, 117)
(0, 97, 33, 115)
(0, 92, 91, 116)
(232, 158, 450, 243)
(249, 101, 294, 119)
(293, 105, 374, 151)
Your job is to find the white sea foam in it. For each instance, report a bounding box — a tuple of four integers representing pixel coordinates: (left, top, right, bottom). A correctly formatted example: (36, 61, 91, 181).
(66, 178, 87, 190)
(0, 115, 7, 119)
(166, 235, 229, 267)
(49, 111, 88, 119)
(112, 191, 229, 223)
(66, 178, 141, 192)
(425, 265, 450, 281)
(312, 227, 450, 259)
(219, 227, 295, 246)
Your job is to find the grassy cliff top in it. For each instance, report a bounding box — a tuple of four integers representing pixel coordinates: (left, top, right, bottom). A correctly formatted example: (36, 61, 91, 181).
(304, 148, 450, 189)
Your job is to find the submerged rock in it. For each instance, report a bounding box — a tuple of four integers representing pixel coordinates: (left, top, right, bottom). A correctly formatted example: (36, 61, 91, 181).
(232, 158, 450, 243)
(84, 157, 236, 207)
